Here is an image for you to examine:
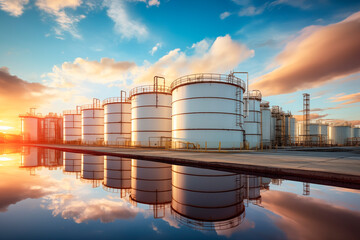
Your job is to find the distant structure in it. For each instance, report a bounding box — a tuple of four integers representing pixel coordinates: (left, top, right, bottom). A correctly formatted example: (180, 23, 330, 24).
(20, 108, 62, 143)
(19, 72, 359, 148)
(303, 93, 310, 145)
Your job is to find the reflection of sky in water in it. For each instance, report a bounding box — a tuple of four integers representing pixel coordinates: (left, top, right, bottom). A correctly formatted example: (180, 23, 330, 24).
(0, 146, 359, 240)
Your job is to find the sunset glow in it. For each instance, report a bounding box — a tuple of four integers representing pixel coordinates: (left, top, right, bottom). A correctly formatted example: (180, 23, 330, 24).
(0, 1, 359, 134)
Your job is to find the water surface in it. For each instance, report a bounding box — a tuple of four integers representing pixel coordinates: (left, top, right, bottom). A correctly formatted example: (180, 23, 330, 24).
(0, 146, 359, 240)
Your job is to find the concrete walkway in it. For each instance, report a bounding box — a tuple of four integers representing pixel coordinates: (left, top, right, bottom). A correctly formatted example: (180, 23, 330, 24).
(32, 144, 360, 189)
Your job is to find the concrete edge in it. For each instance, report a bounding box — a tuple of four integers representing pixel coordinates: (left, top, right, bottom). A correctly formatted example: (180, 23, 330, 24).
(31, 144, 360, 190)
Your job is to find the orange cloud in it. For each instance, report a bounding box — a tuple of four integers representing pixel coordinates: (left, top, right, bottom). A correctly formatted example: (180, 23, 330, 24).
(0, 67, 54, 134)
(251, 11, 360, 96)
(261, 190, 360, 240)
(330, 92, 360, 105)
(293, 113, 328, 121)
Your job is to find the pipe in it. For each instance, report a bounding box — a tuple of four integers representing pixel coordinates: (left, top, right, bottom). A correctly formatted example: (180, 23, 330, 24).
(231, 72, 249, 118)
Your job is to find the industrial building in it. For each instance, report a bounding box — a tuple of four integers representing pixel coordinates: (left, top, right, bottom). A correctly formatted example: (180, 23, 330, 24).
(19, 72, 359, 149)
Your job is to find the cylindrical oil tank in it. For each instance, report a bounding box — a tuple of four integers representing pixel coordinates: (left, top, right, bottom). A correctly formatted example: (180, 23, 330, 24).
(171, 73, 246, 149)
(270, 116, 276, 144)
(244, 90, 262, 149)
(103, 97, 131, 145)
(171, 166, 245, 229)
(81, 154, 104, 181)
(353, 127, 360, 138)
(44, 114, 63, 143)
(260, 101, 271, 147)
(329, 125, 351, 145)
(131, 160, 172, 205)
(20, 115, 43, 142)
(81, 101, 104, 144)
(104, 156, 131, 191)
(129, 85, 172, 147)
(63, 152, 81, 173)
(63, 110, 81, 142)
(290, 117, 296, 144)
(309, 124, 320, 143)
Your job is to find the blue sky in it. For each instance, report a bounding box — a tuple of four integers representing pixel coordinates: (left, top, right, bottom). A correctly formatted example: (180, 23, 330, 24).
(0, 0, 359, 133)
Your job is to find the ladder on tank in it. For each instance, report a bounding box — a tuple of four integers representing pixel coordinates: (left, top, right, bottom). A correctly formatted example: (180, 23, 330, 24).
(235, 87, 242, 127)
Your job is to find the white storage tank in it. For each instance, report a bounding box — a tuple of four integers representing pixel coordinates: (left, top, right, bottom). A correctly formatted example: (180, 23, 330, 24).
(244, 90, 262, 149)
(130, 77, 172, 147)
(354, 127, 360, 138)
(270, 116, 276, 144)
(171, 73, 246, 149)
(329, 125, 352, 145)
(81, 98, 104, 144)
(20, 108, 43, 142)
(103, 156, 131, 194)
(103, 93, 131, 145)
(44, 113, 63, 143)
(63, 152, 81, 173)
(130, 160, 172, 207)
(171, 166, 245, 230)
(63, 108, 81, 142)
(81, 154, 104, 187)
(260, 101, 271, 147)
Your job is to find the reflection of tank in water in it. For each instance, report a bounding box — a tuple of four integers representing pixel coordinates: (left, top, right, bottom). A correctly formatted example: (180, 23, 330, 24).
(81, 154, 104, 188)
(20, 147, 42, 175)
(103, 156, 131, 198)
(20, 147, 63, 174)
(63, 152, 81, 177)
(130, 160, 172, 218)
(243, 175, 261, 204)
(42, 148, 63, 170)
(171, 166, 245, 231)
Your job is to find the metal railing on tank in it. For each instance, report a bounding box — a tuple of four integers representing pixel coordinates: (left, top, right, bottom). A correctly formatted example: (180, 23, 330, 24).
(170, 73, 246, 91)
(129, 85, 171, 98)
(244, 90, 262, 100)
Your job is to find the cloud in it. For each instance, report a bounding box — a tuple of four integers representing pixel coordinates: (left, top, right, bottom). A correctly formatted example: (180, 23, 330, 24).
(147, 0, 160, 7)
(251, 11, 360, 96)
(45, 35, 253, 87)
(293, 113, 329, 121)
(46, 195, 139, 223)
(0, 162, 57, 212)
(104, 0, 148, 40)
(45, 57, 137, 87)
(238, 5, 266, 16)
(35, 0, 84, 39)
(330, 92, 360, 105)
(0, 0, 29, 16)
(269, 0, 312, 10)
(220, 11, 231, 20)
(135, 34, 254, 84)
(261, 190, 360, 240)
(150, 43, 161, 55)
(0, 67, 54, 132)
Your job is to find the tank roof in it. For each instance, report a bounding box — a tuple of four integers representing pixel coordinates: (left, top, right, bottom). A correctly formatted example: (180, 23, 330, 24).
(244, 90, 262, 101)
(170, 73, 246, 91)
(102, 97, 130, 106)
(129, 85, 171, 98)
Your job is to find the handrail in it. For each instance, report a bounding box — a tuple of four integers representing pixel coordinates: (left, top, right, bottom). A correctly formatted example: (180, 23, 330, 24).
(244, 90, 262, 100)
(63, 110, 80, 115)
(102, 97, 130, 106)
(129, 85, 171, 99)
(170, 73, 246, 91)
(81, 104, 103, 110)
